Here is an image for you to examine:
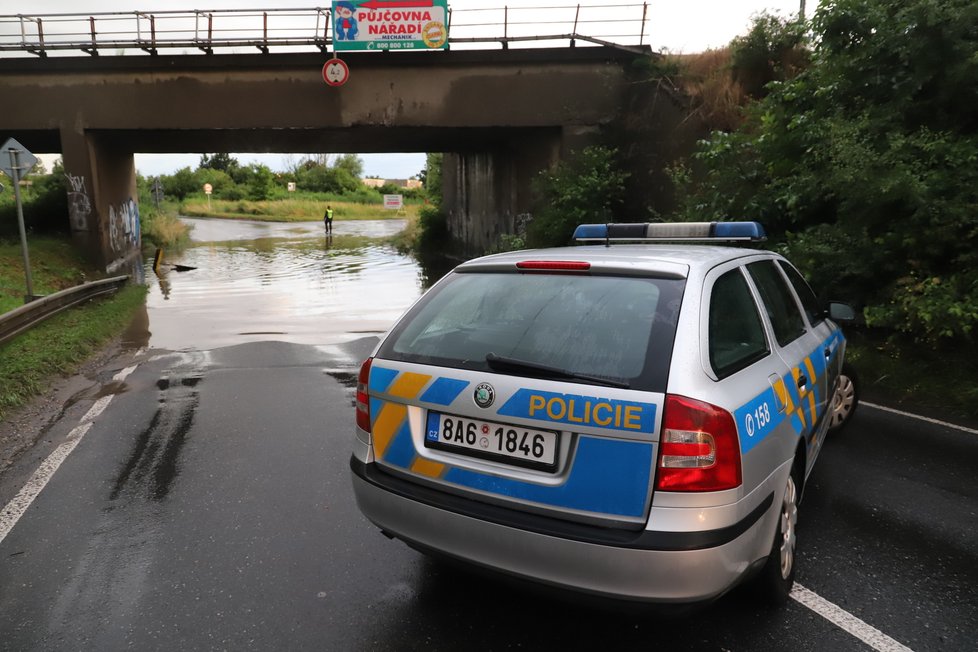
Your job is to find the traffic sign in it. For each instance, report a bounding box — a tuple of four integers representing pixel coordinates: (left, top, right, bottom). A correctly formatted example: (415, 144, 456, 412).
(0, 137, 38, 180)
(322, 58, 350, 86)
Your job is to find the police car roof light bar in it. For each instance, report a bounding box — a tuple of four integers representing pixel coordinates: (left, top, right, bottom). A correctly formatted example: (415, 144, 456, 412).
(573, 222, 767, 243)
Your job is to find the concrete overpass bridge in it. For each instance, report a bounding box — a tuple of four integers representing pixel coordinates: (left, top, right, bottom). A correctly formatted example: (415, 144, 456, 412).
(0, 7, 694, 270)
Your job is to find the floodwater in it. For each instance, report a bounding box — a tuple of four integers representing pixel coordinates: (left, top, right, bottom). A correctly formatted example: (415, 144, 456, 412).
(133, 217, 430, 351)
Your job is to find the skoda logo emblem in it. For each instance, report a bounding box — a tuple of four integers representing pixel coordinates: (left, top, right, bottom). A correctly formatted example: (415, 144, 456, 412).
(474, 383, 495, 409)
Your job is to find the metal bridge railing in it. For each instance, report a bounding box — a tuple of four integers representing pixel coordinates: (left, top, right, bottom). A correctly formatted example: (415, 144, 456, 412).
(0, 4, 649, 57)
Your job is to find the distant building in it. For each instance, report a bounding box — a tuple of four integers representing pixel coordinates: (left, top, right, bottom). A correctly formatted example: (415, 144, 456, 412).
(360, 177, 423, 189)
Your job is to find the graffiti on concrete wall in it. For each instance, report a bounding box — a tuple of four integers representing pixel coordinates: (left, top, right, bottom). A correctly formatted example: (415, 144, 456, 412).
(108, 197, 141, 253)
(65, 173, 91, 231)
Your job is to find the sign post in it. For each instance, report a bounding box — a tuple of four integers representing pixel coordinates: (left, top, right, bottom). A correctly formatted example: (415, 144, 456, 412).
(203, 182, 213, 209)
(1, 137, 39, 302)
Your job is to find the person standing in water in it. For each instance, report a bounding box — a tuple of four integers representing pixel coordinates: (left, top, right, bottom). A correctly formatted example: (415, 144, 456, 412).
(324, 205, 333, 234)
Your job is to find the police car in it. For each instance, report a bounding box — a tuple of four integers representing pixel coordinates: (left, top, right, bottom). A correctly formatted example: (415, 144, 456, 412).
(350, 222, 856, 604)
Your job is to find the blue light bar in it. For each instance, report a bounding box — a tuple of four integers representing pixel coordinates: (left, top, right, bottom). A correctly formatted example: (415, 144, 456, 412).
(713, 222, 766, 240)
(573, 222, 766, 243)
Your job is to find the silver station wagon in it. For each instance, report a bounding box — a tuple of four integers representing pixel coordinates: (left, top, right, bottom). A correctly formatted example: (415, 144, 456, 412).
(350, 222, 856, 604)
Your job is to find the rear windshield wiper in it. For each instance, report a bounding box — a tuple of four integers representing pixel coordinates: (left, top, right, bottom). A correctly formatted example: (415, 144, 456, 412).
(485, 353, 631, 389)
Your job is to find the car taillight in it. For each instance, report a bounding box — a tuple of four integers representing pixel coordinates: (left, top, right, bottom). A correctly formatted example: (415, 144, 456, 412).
(655, 394, 741, 492)
(356, 357, 372, 433)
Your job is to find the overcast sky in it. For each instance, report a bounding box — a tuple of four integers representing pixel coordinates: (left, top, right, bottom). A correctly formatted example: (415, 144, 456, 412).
(19, 1, 815, 177)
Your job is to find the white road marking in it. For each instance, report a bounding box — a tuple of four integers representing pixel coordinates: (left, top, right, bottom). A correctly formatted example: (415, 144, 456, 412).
(81, 395, 113, 423)
(114, 364, 139, 382)
(863, 402, 978, 435)
(0, 361, 142, 545)
(0, 422, 92, 544)
(792, 583, 914, 652)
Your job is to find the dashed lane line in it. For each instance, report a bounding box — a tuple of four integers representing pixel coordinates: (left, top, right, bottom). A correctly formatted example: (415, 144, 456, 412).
(792, 583, 914, 651)
(0, 363, 139, 545)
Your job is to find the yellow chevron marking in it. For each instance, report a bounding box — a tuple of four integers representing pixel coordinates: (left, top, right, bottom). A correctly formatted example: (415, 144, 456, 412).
(388, 372, 431, 399)
(793, 366, 807, 398)
(411, 457, 446, 478)
(804, 358, 818, 390)
(774, 378, 789, 412)
(795, 405, 808, 430)
(372, 402, 407, 458)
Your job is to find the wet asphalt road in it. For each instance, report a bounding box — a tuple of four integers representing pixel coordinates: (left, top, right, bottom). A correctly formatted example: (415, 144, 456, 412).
(1, 338, 975, 651)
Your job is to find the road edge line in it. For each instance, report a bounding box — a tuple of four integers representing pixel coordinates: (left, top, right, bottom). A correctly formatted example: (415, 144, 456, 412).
(0, 362, 140, 545)
(862, 402, 978, 435)
(791, 583, 914, 652)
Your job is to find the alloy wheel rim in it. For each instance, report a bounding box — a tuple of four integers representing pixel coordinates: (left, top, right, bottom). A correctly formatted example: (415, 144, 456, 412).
(779, 475, 798, 579)
(829, 375, 855, 428)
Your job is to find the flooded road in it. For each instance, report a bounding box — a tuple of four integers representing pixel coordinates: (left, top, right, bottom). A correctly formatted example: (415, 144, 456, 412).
(141, 217, 426, 351)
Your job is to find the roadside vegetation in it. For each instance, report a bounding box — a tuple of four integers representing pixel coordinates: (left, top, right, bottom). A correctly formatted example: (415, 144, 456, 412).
(0, 238, 147, 421)
(496, 0, 978, 419)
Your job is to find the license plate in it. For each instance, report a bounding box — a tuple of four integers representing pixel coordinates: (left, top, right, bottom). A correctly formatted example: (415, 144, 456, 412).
(424, 412, 559, 471)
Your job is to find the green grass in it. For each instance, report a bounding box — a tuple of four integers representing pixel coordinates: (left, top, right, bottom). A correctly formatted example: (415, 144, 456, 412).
(180, 198, 419, 222)
(0, 284, 148, 421)
(141, 204, 192, 248)
(845, 330, 978, 423)
(0, 237, 93, 313)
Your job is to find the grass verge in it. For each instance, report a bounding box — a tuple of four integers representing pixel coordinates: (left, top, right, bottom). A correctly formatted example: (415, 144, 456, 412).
(180, 198, 419, 222)
(845, 330, 978, 423)
(0, 284, 148, 421)
(0, 237, 94, 313)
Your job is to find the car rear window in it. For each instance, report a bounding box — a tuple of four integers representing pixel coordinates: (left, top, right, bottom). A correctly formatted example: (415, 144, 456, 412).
(378, 272, 685, 392)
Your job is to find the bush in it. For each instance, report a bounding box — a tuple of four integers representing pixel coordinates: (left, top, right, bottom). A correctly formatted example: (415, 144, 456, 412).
(526, 146, 629, 248)
(673, 0, 978, 344)
(0, 166, 70, 237)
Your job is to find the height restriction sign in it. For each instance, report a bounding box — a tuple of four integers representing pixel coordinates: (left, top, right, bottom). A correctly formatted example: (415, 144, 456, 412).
(322, 58, 350, 86)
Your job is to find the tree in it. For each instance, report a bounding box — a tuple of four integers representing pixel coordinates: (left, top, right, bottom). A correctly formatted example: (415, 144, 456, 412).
(420, 153, 442, 205)
(526, 146, 628, 248)
(199, 153, 240, 174)
(164, 167, 199, 200)
(333, 153, 364, 179)
(673, 0, 978, 343)
(245, 164, 275, 201)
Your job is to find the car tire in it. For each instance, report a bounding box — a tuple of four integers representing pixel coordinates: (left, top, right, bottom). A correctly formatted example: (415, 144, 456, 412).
(756, 466, 799, 605)
(827, 363, 859, 434)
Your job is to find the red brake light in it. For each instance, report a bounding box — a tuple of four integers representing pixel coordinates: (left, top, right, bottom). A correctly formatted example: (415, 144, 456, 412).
(655, 394, 742, 492)
(356, 357, 372, 433)
(516, 260, 591, 272)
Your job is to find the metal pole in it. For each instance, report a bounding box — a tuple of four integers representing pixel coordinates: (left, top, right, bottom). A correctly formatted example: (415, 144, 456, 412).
(9, 148, 35, 302)
(640, 2, 648, 46)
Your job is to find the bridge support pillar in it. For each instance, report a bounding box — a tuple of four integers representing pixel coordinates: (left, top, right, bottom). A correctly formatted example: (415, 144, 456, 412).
(443, 131, 562, 257)
(59, 129, 141, 272)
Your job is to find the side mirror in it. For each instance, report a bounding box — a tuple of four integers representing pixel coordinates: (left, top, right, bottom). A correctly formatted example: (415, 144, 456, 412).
(827, 302, 856, 323)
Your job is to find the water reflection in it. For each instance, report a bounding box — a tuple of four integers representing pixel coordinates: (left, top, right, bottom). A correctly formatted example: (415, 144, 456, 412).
(143, 217, 427, 351)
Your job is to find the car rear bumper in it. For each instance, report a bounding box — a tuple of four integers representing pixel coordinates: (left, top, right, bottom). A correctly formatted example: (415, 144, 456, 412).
(351, 457, 776, 604)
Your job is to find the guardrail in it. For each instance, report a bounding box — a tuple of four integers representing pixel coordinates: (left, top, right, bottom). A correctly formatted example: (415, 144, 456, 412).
(0, 4, 649, 57)
(0, 276, 129, 346)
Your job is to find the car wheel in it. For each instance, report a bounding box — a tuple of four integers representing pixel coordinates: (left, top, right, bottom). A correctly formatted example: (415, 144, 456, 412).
(757, 469, 799, 605)
(827, 363, 859, 433)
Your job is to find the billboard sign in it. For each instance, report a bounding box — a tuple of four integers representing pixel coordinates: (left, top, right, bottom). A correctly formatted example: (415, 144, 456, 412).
(332, 1, 449, 52)
(384, 194, 404, 210)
